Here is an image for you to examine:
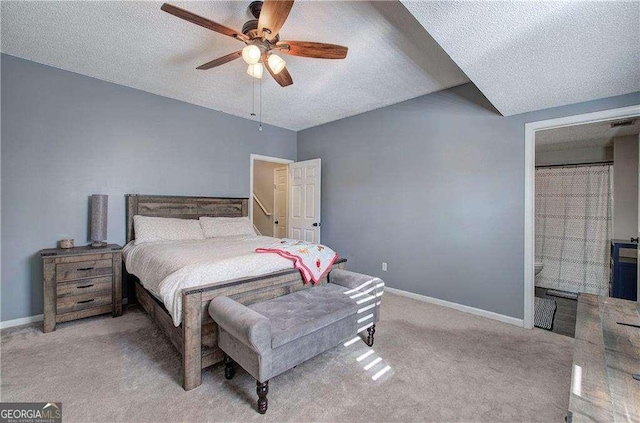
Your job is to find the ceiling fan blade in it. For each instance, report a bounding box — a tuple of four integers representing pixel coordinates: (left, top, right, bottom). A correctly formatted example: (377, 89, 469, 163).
(161, 3, 247, 42)
(262, 54, 293, 87)
(196, 51, 243, 70)
(272, 66, 293, 87)
(277, 41, 348, 59)
(258, 0, 294, 41)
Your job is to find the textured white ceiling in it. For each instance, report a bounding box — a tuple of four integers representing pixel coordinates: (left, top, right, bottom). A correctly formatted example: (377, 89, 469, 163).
(0, 1, 469, 130)
(402, 1, 640, 116)
(536, 118, 640, 152)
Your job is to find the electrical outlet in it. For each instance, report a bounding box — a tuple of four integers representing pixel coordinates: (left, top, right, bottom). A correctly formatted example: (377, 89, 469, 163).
(382, 262, 388, 272)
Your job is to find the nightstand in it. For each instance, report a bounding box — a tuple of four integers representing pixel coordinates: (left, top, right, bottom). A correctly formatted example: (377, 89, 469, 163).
(40, 243, 123, 333)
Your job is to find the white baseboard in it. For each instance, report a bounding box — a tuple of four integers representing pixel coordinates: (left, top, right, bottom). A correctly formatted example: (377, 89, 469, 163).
(0, 314, 43, 329)
(385, 287, 524, 328)
(2, 293, 524, 329)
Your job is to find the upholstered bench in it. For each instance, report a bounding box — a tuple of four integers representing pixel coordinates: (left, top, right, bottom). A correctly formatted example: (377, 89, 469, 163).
(208, 269, 384, 413)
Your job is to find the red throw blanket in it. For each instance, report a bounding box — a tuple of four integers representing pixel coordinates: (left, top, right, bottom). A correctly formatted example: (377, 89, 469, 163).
(256, 239, 339, 283)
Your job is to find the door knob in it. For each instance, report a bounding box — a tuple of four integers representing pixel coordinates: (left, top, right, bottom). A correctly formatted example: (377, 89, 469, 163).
(274, 221, 279, 225)
(631, 237, 639, 243)
(313, 222, 321, 227)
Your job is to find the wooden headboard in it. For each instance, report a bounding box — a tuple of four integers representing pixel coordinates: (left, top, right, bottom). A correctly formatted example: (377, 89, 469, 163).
(125, 195, 248, 243)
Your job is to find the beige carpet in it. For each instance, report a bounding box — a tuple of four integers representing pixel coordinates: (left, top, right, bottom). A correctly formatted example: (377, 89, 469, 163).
(0, 293, 572, 422)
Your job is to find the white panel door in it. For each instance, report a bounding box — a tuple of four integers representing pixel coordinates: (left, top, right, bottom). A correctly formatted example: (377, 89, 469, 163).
(273, 166, 288, 238)
(288, 159, 321, 243)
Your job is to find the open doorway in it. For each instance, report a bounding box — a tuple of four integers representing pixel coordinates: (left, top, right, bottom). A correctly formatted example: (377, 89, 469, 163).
(249, 154, 323, 242)
(524, 105, 640, 332)
(250, 155, 292, 237)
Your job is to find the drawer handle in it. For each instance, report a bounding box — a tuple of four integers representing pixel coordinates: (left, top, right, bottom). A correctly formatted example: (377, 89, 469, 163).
(77, 284, 94, 289)
(77, 299, 95, 304)
(77, 267, 94, 271)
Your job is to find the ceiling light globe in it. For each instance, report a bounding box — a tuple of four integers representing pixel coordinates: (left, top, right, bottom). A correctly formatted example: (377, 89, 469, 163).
(242, 45, 261, 65)
(247, 63, 264, 79)
(267, 54, 286, 75)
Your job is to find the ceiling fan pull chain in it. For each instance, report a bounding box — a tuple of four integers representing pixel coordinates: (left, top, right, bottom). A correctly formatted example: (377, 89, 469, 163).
(251, 76, 256, 117)
(259, 76, 263, 131)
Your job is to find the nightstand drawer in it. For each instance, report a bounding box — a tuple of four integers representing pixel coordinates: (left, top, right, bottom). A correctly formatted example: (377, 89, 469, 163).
(56, 259, 112, 281)
(57, 291, 113, 314)
(57, 276, 113, 297)
(56, 305, 114, 324)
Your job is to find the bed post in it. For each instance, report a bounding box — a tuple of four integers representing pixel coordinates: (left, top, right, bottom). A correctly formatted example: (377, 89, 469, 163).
(125, 194, 138, 304)
(182, 291, 202, 390)
(125, 194, 138, 244)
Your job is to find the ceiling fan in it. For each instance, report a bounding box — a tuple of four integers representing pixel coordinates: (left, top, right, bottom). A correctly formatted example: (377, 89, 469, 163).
(161, 1, 349, 87)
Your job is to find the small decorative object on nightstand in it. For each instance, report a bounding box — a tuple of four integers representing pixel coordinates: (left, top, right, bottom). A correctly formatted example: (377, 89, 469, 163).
(58, 239, 74, 249)
(40, 243, 123, 333)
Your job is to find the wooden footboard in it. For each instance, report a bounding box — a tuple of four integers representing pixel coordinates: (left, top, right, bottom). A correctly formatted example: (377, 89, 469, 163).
(134, 259, 346, 391)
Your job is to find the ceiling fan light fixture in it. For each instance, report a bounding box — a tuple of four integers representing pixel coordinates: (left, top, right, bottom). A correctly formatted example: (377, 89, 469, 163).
(161, 2, 348, 89)
(242, 45, 261, 65)
(247, 63, 264, 79)
(267, 54, 286, 75)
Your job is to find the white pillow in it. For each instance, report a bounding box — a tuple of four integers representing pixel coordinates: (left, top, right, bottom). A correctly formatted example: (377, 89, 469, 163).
(199, 216, 256, 238)
(133, 216, 205, 245)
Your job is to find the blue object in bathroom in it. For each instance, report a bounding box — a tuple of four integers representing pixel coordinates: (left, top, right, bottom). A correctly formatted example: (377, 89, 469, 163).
(610, 240, 637, 301)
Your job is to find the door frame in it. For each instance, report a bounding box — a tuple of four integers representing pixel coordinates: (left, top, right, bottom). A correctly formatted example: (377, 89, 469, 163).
(523, 104, 640, 329)
(249, 154, 294, 229)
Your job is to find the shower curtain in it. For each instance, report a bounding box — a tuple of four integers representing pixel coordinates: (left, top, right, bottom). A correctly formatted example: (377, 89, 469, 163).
(535, 164, 613, 296)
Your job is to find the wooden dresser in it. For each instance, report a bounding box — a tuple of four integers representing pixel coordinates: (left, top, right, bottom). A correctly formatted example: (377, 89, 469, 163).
(568, 294, 639, 422)
(40, 244, 123, 333)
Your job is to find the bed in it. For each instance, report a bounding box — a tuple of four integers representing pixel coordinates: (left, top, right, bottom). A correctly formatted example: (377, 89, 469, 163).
(124, 194, 346, 391)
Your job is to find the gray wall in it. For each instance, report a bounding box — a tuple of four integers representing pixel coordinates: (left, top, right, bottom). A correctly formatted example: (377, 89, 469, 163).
(613, 135, 639, 240)
(298, 83, 639, 319)
(1, 54, 297, 321)
(535, 146, 613, 167)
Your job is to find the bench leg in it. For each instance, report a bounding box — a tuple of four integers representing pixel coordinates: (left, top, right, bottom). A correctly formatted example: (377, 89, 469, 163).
(366, 324, 376, 347)
(257, 380, 269, 414)
(224, 353, 235, 380)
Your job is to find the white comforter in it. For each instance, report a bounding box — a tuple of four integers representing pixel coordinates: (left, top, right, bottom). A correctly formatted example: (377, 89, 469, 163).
(123, 236, 293, 326)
